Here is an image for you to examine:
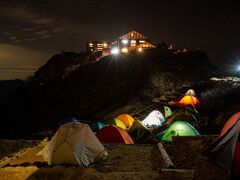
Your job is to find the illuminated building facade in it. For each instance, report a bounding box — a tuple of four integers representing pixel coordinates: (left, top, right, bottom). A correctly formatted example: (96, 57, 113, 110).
(111, 31, 156, 53)
(86, 41, 108, 52)
(86, 31, 155, 54)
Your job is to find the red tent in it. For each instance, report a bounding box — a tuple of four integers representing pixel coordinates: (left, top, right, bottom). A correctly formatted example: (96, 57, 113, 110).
(96, 125, 134, 144)
(205, 112, 240, 177)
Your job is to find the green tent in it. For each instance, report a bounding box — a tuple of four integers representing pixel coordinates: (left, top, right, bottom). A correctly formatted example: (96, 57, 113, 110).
(128, 119, 150, 139)
(156, 121, 200, 142)
(161, 106, 173, 118)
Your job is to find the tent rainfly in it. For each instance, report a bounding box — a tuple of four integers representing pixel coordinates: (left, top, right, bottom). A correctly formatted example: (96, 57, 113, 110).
(204, 112, 240, 177)
(142, 110, 165, 127)
(117, 114, 135, 128)
(38, 121, 108, 166)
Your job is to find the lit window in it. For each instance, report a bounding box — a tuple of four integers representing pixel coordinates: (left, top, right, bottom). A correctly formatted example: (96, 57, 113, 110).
(139, 40, 145, 43)
(131, 33, 134, 37)
(138, 47, 143, 52)
(103, 43, 108, 47)
(121, 47, 128, 53)
(89, 43, 93, 47)
(122, 39, 128, 44)
(131, 40, 136, 43)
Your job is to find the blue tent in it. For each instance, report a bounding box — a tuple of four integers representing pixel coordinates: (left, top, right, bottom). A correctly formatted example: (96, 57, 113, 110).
(90, 121, 105, 132)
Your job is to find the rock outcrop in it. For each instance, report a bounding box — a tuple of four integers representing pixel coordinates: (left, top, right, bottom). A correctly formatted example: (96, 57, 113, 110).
(0, 49, 214, 138)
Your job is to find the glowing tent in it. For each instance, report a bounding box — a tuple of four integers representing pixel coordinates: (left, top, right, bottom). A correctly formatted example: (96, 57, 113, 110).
(96, 125, 134, 144)
(179, 95, 199, 106)
(117, 114, 135, 128)
(156, 121, 200, 142)
(205, 112, 240, 177)
(160, 106, 173, 118)
(38, 121, 108, 166)
(106, 118, 127, 129)
(142, 110, 165, 127)
(179, 89, 199, 106)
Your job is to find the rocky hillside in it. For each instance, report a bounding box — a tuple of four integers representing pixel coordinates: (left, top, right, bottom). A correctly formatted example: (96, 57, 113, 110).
(0, 49, 215, 138)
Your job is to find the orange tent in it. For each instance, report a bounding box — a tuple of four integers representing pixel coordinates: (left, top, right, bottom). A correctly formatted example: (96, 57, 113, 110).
(96, 125, 134, 144)
(117, 114, 134, 128)
(179, 95, 199, 106)
(220, 112, 240, 137)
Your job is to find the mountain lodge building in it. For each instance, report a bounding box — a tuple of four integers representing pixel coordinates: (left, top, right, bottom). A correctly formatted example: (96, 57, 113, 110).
(86, 31, 156, 54)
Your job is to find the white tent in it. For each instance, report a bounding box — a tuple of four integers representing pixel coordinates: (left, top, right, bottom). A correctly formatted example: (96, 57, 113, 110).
(142, 110, 165, 127)
(185, 89, 196, 96)
(38, 121, 108, 166)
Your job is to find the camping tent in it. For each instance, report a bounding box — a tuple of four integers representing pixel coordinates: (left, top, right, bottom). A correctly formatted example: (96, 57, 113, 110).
(178, 89, 199, 106)
(142, 110, 165, 127)
(159, 106, 173, 118)
(156, 121, 200, 142)
(167, 113, 200, 129)
(90, 121, 105, 132)
(205, 112, 240, 177)
(185, 89, 196, 96)
(173, 105, 202, 124)
(128, 119, 150, 139)
(106, 118, 127, 129)
(96, 125, 134, 144)
(179, 95, 199, 106)
(117, 114, 134, 128)
(38, 121, 108, 166)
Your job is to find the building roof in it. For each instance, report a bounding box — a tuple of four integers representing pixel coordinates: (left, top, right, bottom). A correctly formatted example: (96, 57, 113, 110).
(118, 31, 148, 40)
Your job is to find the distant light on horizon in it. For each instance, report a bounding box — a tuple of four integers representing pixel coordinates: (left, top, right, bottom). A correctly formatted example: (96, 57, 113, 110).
(237, 65, 240, 71)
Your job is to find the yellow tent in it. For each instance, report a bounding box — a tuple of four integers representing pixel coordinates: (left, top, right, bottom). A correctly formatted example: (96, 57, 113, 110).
(117, 114, 135, 128)
(106, 118, 127, 129)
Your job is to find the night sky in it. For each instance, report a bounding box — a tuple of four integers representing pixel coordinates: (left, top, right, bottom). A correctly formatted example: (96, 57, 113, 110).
(0, 0, 240, 80)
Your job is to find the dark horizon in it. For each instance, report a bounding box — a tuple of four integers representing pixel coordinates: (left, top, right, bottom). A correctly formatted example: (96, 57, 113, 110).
(1, 0, 240, 79)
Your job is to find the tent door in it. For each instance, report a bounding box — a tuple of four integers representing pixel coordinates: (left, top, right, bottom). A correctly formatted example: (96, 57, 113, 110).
(50, 142, 78, 165)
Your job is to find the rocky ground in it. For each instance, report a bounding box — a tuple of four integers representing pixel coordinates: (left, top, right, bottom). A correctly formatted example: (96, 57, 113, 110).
(0, 136, 228, 180)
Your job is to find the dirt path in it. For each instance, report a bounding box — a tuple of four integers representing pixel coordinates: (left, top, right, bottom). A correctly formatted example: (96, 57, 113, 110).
(0, 142, 165, 180)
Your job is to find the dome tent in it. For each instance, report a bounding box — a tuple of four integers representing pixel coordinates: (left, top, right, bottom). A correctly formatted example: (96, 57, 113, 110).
(179, 89, 199, 106)
(96, 125, 134, 144)
(179, 95, 199, 106)
(106, 118, 127, 129)
(38, 121, 108, 166)
(128, 119, 150, 139)
(117, 114, 135, 128)
(173, 105, 202, 125)
(185, 89, 196, 96)
(204, 112, 240, 177)
(90, 121, 105, 132)
(157, 105, 173, 119)
(155, 121, 200, 142)
(142, 110, 165, 127)
(162, 106, 173, 118)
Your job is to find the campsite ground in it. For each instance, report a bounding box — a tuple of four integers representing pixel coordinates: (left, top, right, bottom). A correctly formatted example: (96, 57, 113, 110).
(0, 137, 228, 180)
